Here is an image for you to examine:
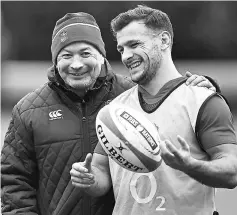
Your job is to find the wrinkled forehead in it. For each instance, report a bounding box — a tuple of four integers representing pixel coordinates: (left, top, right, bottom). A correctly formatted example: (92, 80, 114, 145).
(116, 21, 152, 46)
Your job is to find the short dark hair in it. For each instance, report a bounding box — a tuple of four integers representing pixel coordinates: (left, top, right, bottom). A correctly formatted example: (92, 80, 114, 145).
(111, 5, 174, 47)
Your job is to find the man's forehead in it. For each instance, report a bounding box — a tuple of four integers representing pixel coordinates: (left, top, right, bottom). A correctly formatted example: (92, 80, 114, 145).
(62, 42, 97, 52)
(117, 21, 146, 36)
(117, 21, 151, 35)
(116, 22, 150, 46)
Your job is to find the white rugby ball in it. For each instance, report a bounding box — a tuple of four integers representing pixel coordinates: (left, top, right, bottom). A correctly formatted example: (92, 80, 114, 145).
(96, 103, 162, 173)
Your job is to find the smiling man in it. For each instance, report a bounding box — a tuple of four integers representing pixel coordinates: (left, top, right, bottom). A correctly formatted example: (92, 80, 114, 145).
(70, 6, 237, 215)
(1, 12, 134, 215)
(1, 11, 218, 215)
(56, 42, 104, 95)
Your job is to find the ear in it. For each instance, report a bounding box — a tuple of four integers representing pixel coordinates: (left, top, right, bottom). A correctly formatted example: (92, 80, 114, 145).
(98, 54, 105, 65)
(160, 31, 171, 50)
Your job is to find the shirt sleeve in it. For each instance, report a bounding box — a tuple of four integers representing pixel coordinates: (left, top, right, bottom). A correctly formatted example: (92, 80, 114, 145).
(94, 141, 108, 156)
(196, 94, 237, 150)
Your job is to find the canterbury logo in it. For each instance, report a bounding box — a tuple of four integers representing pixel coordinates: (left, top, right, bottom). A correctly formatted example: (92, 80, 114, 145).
(49, 110, 63, 120)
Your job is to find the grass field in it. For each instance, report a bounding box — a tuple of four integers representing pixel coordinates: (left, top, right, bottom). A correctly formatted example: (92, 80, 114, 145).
(1, 60, 237, 215)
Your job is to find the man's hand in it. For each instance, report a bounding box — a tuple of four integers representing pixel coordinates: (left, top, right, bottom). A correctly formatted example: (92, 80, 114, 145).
(70, 153, 95, 188)
(160, 136, 237, 188)
(160, 135, 195, 172)
(185, 71, 216, 91)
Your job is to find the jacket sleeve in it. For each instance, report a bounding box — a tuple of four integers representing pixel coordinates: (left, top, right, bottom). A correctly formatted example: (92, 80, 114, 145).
(1, 105, 39, 214)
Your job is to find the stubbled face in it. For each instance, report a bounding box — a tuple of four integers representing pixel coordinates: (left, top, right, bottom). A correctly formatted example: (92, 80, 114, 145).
(56, 42, 104, 91)
(116, 21, 163, 86)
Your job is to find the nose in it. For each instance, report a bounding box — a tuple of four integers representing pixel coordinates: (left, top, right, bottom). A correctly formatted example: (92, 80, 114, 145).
(70, 55, 83, 70)
(122, 48, 133, 63)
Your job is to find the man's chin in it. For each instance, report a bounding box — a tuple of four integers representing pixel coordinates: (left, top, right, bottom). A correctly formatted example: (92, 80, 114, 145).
(66, 81, 90, 90)
(130, 71, 144, 83)
(132, 76, 151, 86)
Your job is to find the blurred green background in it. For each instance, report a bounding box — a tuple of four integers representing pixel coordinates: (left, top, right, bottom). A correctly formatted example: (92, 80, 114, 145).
(1, 1, 237, 215)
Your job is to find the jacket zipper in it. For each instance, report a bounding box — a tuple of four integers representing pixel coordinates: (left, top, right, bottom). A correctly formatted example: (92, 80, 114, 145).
(81, 99, 90, 155)
(81, 99, 91, 215)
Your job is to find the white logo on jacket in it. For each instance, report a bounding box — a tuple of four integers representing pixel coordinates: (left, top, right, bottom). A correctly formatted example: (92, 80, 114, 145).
(49, 110, 63, 120)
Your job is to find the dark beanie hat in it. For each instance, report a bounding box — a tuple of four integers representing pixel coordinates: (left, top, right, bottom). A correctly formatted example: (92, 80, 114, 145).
(51, 12, 106, 64)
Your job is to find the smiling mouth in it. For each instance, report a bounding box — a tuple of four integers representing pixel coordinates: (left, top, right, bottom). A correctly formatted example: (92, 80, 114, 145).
(127, 61, 142, 70)
(69, 73, 86, 77)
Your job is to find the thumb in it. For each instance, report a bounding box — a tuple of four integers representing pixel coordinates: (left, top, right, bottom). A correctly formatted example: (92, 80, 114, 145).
(185, 71, 192, 77)
(84, 153, 93, 172)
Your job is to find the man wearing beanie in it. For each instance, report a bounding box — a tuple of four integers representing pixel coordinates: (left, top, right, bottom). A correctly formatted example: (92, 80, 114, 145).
(1, 12, 132, 215)
(1, 11, 217, 215)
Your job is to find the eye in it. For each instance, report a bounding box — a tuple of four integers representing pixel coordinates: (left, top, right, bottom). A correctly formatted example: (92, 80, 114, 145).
(81, 52, 92, 58)
(130, 42, 139, 48)
(61, 53, 72, 59)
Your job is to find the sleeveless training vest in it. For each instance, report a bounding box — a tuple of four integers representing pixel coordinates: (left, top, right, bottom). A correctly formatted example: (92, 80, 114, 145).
(109, 83, 216, 215)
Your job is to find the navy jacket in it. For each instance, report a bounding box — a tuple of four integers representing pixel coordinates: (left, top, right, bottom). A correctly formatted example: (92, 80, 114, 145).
(1, 61, 134, 215)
